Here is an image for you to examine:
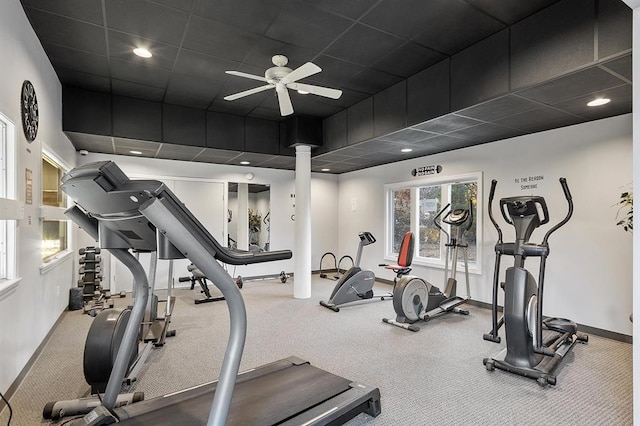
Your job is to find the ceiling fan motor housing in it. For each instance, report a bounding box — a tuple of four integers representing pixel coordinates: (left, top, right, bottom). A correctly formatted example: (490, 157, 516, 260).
(265, 66, 293, 84)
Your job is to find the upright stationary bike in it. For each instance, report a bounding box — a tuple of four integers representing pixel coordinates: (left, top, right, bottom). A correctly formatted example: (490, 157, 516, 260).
(482, 178, 588, 386)
(382, 201, 472, 331)
(320, 232, 391, 312)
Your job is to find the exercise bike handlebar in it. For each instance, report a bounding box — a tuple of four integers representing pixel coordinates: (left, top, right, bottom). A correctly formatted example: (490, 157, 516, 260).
(487, 180, 503, 243)
(541, 177, 573, 245)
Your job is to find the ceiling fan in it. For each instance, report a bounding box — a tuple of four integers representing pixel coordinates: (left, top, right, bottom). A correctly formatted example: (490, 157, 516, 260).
(224, 55, 343, 116)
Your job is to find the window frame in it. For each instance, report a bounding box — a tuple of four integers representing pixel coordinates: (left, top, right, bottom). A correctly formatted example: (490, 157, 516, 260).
(40, 149, 72, 268)
(384, 172, 483, 274)
(0, 110, 20, 289)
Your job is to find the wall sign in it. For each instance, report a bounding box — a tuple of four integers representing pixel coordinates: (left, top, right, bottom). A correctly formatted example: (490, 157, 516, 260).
(514, 174, 544, 191)
(25, 168, 33, 204)
(411, 165, 442, 177)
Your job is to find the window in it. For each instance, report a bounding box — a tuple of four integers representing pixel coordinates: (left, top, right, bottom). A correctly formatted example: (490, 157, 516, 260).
(0, 111, 18, 282)
(386, 173, 482, 272)
(41, 154, 69, 262)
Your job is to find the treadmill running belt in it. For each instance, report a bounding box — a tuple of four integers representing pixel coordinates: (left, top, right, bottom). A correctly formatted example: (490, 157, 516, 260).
(117, 360, 353, 425)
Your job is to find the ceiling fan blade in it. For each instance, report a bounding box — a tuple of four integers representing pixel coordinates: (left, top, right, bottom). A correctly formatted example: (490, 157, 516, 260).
(286, 82, 342, 99)
(225, 70, 268, 82)
(281, 62, 321, 84)
(276, 85, 294, 116)
(224, 84, 273, 101)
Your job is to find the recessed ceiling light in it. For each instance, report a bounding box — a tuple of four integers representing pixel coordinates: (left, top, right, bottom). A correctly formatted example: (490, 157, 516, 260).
(240, 161, 250, 165)
(297, 90, 309, 95)
(401, 148, 413, 153)
(321, 168, 330, 172)
(133, 48, 152, 58)
(587, 98, 610, 107)
(130, 150, 142, 155)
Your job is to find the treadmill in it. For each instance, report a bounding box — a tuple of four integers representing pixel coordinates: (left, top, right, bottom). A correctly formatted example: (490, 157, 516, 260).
(60, 161, 381, 426)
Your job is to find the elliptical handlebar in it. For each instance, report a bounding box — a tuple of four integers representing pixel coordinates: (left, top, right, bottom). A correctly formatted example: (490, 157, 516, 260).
(433, 203, 451, 242)
(542, 177, 573, 245)
(465, 198, 474, 233)
(487, 180, 503, 243)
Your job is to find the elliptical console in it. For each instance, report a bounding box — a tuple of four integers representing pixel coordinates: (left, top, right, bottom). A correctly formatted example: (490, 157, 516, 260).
(482, 177, 588, 386)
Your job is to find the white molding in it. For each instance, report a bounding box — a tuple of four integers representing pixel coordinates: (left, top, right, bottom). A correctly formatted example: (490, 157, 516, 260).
(39, 205, 68, 221)
(0, 197, 24, 220)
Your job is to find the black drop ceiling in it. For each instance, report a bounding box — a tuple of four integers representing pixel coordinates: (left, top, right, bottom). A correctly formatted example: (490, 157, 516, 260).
(20, 0, 633, 174)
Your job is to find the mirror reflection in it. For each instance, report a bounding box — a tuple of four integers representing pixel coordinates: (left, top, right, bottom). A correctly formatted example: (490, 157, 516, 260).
(228, 183, 270, 252)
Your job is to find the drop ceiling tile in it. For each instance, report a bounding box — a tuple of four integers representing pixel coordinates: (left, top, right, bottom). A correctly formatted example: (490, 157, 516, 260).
(55, 68, 111, 92)
(597, 0, 632, 59)
(517, 66, 627, 105)
(378, 128, 436, 143)
(105, 0, 189, 46)
(165, 73, 223, 109)
(257, 156, 297, 169)
(372, 42, 446, 78)
(308, 56, 365, 86)
(113, 137, 161, 150)
(111, 79, 165, 102)
(446, 123, 526, 143)
(45, 44, 109, 76)
(157, 143, 204, 155)
(65, 132, 114, 153)
(346, 68, 402, 95)
(208, 99, 256, 116)
(242, 40, 319, 70)
(24, 8, 106, 55)
(183, 16, 261, 62)
(107, 30, 178, 70)
(110, 58, 172, 88)
(553, 84, 631, 119)
(194, 148, 242, 162)
(247, 106, 282, 121)
(23, 0, 104, 25)
(227, 152, 278, 165)
(412, 114, 484, 134)
(324, 24, 404, 67)
(412, 0, 505, 54)
(456, 94, 542, 122)
(152, 0, 194, 12)
(193, 0, 289, 35)
(265, 1, 352, 51)
(467, 0, 561, 25)
(300, 0, 378, 20)
(494, 106, 586, 133)
(601, 54, 632, 82)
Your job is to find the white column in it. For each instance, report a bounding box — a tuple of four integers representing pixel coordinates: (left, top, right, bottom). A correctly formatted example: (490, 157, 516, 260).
(294, 145, 312, 299)
(237, 183, 249, 251)
(621, 2, 639, 423)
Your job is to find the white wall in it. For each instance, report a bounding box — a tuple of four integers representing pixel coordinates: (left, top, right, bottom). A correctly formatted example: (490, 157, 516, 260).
(0, 0, 77, 394)
(77, 152, 340, 281)
(338, 114, 632, 336)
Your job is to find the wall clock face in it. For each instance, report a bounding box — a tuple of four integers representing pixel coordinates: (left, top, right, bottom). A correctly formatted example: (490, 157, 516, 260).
(21, 80, 39, 142)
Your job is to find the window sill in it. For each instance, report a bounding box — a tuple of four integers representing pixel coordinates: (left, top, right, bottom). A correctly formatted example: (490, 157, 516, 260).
(383, 256, 482, 275)
(40, 250, 73, 274)
(0, 277, 23, 300)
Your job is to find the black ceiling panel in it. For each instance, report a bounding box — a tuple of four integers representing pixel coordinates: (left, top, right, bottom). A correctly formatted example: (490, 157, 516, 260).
(113, 137, 160, 157)
(24, 8, 106, 55)
(207, 112, 245, 151)
(22, 0, 103, 25)
(227, 152, 278, 166)
(412, 114, 484, 134)
(245, 119, 280, 154)
(517, 66, 627, 105)
(265, 0, 353, 51)
(193, 0, 289, 35)
(598, 0, 632, 60)
(64, 132, 114, 152)
(105, 0, 189, 46)
(446, 123, 526, 144)
(324, 24, 404, 67)
(22, 0, 633, 174)
(44, 44, 109, 77)
(456, 94, 542, 122)
(510, 0, 595, 90)
(112, 96, 162, 141)
(63, 87, 112, 135)
(372, 42, 446, 78)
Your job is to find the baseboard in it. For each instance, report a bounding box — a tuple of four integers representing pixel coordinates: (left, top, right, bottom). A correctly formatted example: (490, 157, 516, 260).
(373, 279, 632, 343)
(0, 308, 67, 412)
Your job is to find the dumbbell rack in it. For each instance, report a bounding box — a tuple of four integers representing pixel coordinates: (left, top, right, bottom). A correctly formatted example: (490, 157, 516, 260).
(78, 246, 113, 316)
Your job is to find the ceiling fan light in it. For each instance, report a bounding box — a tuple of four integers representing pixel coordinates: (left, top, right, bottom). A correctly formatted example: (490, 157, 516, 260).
(133, 48, 152, 58)
(587, 97, 610, 107)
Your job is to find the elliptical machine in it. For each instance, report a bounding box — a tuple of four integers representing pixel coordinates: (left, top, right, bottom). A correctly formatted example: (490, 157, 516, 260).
(482, 178, 588, 386)
(320, 232, 391, 312)
(382, 201, 472, 331)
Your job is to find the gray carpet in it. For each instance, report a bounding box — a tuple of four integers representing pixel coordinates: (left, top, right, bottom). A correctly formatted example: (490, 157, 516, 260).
(0, 276, 632, 425)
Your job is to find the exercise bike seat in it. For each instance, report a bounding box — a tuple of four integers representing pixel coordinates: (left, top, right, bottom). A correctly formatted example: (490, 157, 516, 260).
(379, 232, 414, 279)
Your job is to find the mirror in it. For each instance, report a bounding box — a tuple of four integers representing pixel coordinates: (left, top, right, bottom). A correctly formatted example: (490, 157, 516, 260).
(228, 183, 270, 252)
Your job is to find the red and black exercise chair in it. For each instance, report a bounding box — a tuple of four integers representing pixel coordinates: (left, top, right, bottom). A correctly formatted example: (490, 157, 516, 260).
(379, 232, 414, 281)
